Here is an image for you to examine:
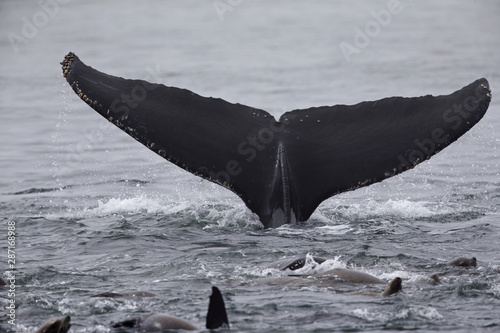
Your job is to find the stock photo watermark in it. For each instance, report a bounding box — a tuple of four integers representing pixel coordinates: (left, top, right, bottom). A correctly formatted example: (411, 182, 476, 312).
(7, 0, 71, 54)
(396, 82, 491, 173)
(5, 221, 17, 326)
(213, 0, 243, 21)
(339, 0, 404, 63)
(209, 112, 296, 186)
(108, 65, 161, 120)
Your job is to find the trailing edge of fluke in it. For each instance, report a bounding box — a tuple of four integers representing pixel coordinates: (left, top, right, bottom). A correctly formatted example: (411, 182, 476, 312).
(61, 52, 491, 228)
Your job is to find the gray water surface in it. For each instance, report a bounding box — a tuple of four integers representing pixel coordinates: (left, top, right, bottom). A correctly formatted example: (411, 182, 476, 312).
(1, 1, 500, 332)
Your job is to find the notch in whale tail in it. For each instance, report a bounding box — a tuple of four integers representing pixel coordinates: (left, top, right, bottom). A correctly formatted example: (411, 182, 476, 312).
(206, 286, 229, 330)
(61, 52, 491, 228)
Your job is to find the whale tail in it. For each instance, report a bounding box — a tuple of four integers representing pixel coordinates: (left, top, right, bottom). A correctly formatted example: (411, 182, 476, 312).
(61, 52, 491, 228)
(206, 286, 230, 330)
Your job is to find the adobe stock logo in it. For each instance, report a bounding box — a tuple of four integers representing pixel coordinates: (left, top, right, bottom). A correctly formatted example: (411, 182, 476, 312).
(209, 114, 296, 186)
(7, 0, 71, 54)
(108, 64, 161, 120)
(339, 0, 404, 63)
(396, 83, 490, 173)
(212, 0, 243, 21)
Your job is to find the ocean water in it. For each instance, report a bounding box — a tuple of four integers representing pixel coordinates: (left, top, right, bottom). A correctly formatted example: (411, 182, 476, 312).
(1, 0, 500, 332)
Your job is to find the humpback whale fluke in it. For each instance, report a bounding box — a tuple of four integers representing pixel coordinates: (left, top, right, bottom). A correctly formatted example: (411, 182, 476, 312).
(61, 52, 491, 228)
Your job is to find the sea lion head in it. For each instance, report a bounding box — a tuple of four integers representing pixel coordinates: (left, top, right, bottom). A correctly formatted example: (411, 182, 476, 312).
(381, 277, 402, 296)
(447, 257, 477, 267)
(35, 316, 71, 333)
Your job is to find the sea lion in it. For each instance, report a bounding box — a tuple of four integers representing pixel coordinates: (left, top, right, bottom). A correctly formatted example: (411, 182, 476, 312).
(428, 274, 441, 284)
(112, 313, 197, 331)
(253, 276, 317, 286)
(112, 286, 229, 331)
(254, 275, 402, 297)
(315, 268, 386, 284)
(447, 257, 477, 267)
(267, 256, 391, 285)
(381, 277, 403, 296)
(34, 316, 71, 333)
(355, 277, 403, 297)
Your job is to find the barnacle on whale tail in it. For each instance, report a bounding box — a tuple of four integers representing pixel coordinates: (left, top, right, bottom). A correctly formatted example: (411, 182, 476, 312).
(60, 52, 75, 78)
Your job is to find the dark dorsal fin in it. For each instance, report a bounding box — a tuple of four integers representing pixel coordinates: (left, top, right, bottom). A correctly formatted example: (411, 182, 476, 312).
(61, 52, 491, 228)
(206, 286, 229, 330)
